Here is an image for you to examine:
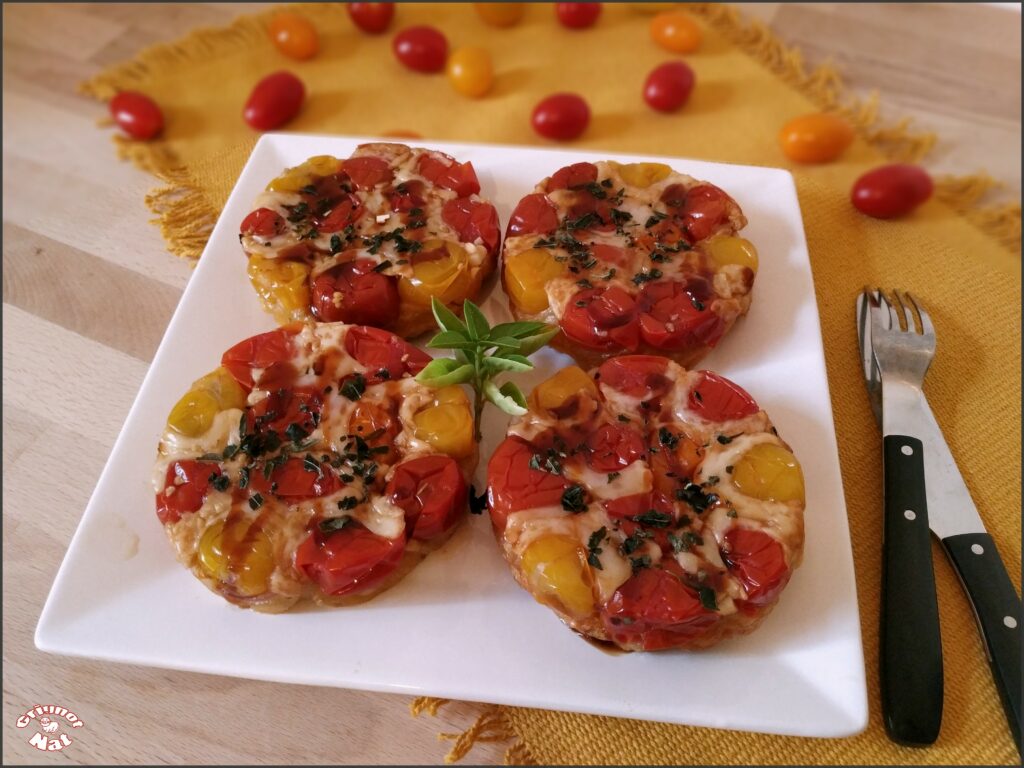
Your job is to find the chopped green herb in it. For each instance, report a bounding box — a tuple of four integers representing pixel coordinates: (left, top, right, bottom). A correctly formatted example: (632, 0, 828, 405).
(631, 268, 663, 285)
(697, 585, 718, 611)
(561, 484, 588, 513)
(341, 373, 367, 401)
(630, 555, 652, 572)
(337, 497, 358, 511)
(584, 181, 607, 199)
(586, 526, 607, 570)
(658, 426, 679, 448)
(633, 509, 673, 528)
(248, 493, 264, 511)
(209, 473, 230, 492)
(373, 260, 393, 273)
(607, 471, 621, 483)
(319, 515, 352, 534)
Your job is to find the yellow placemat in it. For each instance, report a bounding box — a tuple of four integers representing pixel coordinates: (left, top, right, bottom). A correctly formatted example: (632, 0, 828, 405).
(83, 3, 1021, 764)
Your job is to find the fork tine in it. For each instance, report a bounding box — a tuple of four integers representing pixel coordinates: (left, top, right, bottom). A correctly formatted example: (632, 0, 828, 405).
(878, 289, 898, 331)
(893, 289, 918, 333)
(905, 292, 934, 338)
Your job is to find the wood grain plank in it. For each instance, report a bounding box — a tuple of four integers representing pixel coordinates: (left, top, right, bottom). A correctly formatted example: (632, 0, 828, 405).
(2, 3, 125, 62)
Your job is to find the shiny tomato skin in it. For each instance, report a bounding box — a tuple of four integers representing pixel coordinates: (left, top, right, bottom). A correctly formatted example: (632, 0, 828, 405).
(531, 93, 590, 141)
(596, 355, 672, 399)
(688, 370, 759, 421)
(778, 113, 854, 163)
(347, 3, 395, 34)
(110, 91, 164, 140)
(393, 26, 448, 73)
(722, 528, 790, 607)
(243, 71, 305, 131)
(342, 156, 394, 189)
(643, 61, 695, 113)
(246, 386, 322, 436)
(487, 437, 570, 531)
(310, 259, 399, 326)
(344, 325, 432, 380)
(240, 207, 286, 238)
(417, 154, 481, 196)
(602, 566, 719, 650)
(314, 195, 361, 233)
(221, 326, 300, 390)
(586, 422, 646, 472)
(295, 522, 405, 596)
(636, 280, 724, 350)
(561, 287, 641, 351)
(156, 460, 220, 524)
(851, 164, 933, 219)
(269, 12, 319, 60)
(507, 193, 559, 237)
(556, 2, 602, 29)
(386, 455, 468, 541)
(248, 456, 341, 499)
(446, 46, 494, 98)
(547, 162, 599, 191)
(442, 198, 500, 255)
(679, 183, 732, 241)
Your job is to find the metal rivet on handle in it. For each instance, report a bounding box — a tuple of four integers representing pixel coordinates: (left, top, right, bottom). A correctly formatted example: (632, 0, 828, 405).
(904, 510, 916, 521)
(971, 543, 985, 555)
(901, 445, 913, 456)
(1005, 616, 1018, 629)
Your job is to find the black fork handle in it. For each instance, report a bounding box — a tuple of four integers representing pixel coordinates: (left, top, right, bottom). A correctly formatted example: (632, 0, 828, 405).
(881, 435, 944, 746)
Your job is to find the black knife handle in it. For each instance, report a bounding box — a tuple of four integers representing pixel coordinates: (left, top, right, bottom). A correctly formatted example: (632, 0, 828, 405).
(881, 435, 944, 745)
(942, 533, 1022, 753)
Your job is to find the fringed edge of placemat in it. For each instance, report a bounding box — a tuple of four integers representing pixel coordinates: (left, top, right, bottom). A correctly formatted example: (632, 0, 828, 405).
(410, 697, 538, 766)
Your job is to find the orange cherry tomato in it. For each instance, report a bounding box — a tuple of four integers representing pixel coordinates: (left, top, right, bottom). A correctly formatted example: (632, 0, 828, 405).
(110, 91, 164, 140)
(347, 3, 395, 34)
(446, 46, 494, 98)
(474, 3, 525, 27)
(269, 12, 319, 60)
(779, 113, 854, 163)
(650, 11, 702, 53)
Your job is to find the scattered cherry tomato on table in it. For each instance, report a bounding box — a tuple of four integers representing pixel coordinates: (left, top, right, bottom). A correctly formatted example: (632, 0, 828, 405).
(474, 2, 525, 27)
(650, 11, 702, 53)
(393, 25, 448, 73)
(531, 93, 590, 140)
(556, 2, 602, 29)
(643, 61, 695, 112)
(347, 3, 394, 34)
(243, 71, 305, 131)
(851, 164, 934, 219)
(446, 46, 494, 98)
(778, 113, 854, 163)
(109, 91, 164, 140)
(269, 12, 318, 60)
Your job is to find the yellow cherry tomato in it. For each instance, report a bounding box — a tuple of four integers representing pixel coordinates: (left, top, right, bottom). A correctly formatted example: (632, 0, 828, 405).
(269, 12, 319, 60)
(778, 113, 855, 163)
(521, 535, 595, 617)
(650, 11, 702, 53)
(504, 247, 567, 314)
(732, 443, 805, 503)
(168, 367, 247, 437)
(266, 155, 340, 192)
(446, 46, 494, 99)
(199, 519, 275, 597)
(398, 240, 472, 307)
(616, 161, 672, 188)
(247, 255, 312, 324)
(530, 365, 598, 414)
(413, 386, 475, 458)
(474, 2, 525, 27)
(704, 235, 759, 273)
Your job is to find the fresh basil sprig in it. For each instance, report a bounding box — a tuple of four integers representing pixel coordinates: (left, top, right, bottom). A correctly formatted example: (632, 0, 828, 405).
(416, 298, 557, 441)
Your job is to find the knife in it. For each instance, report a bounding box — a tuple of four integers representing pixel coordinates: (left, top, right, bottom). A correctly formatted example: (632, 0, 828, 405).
(857, 291, 1022, 752)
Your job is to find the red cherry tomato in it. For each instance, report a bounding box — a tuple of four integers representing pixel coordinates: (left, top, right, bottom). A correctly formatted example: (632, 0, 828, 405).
(561, 287, 641, 351)
(243, 71, 305, 131)
(487, 437, 570, 531)
(596, 355, 672, 399)
(246, 387, 322, 436)
(389, 179, 427, 212)
(636, 280, 724, 350)
(441, 198, 501, 255)
(393, 26, 448, 73)
(851, 164, 933, 219)
(660, 183, 732, 242)
(416, 154, 481, 196)
(586, 423, 646, 472)
(109, 91, 164, 140)
(347, 2, 395, 34)
(722, 528, 790, 608)
(643, 61, 695, 113)
(556, 2, 602, 29)
(341, 156, 394, 190)
(310, 259, 399, 327)
(295, 521, 405, 596)
(240, 207, 286, 238)
(386, 456, 468, 541)
(314, 195, 362, 233)
(344, 325, 432, 380)
(546, 162, 599, 192)
(269, 12, 319, 60)
(506, 193, 559, 237)
(248, 456, 341, 499)
(688, 370, 759, 421)
(589, 243, 631, 267)
(155, 460, 220, 524)
(221, 326, 301, 390)
(531, 93, 590, 141)
(601, 566, 719, 650)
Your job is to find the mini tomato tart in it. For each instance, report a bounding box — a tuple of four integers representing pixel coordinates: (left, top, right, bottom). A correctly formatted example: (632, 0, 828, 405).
(501, 161, 757, 369)
(240, 143, 500, 338)
(153, 322, 477, 612)
(486, 356, 804, 651)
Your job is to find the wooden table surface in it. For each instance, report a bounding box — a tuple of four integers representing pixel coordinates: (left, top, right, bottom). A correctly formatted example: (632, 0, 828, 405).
(3, 3, 1020, 765)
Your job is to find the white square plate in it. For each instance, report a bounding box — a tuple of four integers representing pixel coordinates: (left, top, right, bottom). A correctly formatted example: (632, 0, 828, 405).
(36, 134, 867, 738)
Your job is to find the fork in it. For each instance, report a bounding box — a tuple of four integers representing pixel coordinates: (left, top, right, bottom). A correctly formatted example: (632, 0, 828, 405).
(867, 289, 1022, 751)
